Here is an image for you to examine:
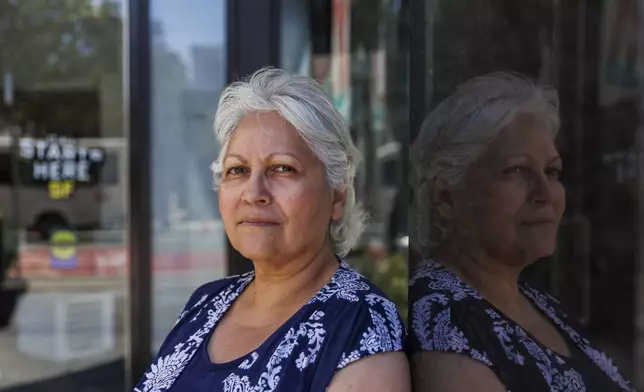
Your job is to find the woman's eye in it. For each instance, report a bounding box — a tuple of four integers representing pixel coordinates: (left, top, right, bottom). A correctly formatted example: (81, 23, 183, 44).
(503, 166, 527, 175)
(546, 167, 562, 179)
(272, 165, 297, 173)
(225, 167, 247, 176)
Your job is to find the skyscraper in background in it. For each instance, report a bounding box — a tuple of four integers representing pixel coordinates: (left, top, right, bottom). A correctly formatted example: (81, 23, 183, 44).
(191, 45, 226, 90)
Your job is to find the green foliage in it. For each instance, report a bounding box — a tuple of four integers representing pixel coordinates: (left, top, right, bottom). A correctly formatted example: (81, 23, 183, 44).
(0, 0, 122, 86)
(346, 252, 409, 325)
(0, 1, 124, 137)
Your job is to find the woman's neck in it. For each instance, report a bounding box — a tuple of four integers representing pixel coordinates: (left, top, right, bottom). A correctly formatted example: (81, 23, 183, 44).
(433, 241, 525, 309)
(244, 245, 339, 311)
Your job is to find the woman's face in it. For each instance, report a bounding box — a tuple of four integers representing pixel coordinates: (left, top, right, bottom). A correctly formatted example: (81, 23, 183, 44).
(218, 111, 345, 264)
(447, 114, 566, 264)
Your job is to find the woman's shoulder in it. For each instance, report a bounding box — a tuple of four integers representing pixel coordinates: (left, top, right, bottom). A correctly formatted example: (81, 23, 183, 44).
(300, 261, 407, 372)
(311, 261, 402, 315)
(408, 258, 496, 366)
(177, 271, 254, 318)
(409, 258, 484, 304)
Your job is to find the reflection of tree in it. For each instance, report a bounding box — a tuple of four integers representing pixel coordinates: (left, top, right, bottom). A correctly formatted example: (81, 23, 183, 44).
(0, 0, 122, 137)
(351, 0, 407, 252)
(0, 0, 121, 85)
(148, 18, 191, 226)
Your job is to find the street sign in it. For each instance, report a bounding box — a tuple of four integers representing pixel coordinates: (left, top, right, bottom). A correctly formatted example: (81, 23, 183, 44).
(50, 229, 78, 269)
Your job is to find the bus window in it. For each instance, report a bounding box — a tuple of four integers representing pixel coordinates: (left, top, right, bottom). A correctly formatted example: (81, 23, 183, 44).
(0, 153, 14, 185)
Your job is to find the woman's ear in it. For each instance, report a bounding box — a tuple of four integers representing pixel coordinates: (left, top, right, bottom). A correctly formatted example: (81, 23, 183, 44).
(430, 178, 453, 220)
(331, 189, 347, 221)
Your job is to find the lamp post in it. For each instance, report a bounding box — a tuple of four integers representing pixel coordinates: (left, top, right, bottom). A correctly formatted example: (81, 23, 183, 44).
(0, 67, 28, 330)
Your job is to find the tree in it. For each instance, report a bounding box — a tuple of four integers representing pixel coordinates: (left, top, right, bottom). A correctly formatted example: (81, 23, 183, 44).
(0, 0, 121, 85)
(0, 0, 123, 138)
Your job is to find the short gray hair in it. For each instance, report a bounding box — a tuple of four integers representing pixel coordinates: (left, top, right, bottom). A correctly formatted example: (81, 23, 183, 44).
(211, 67, 366, 257)
(410, 72, 560, 253)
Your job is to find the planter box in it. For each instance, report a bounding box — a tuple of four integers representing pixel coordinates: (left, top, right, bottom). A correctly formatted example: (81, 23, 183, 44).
(14, 291, 116, 362)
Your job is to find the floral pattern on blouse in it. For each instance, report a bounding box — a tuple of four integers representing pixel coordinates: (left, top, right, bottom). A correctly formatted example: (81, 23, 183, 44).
(134, 261, 406, 392)
(409, 258, 634, 392)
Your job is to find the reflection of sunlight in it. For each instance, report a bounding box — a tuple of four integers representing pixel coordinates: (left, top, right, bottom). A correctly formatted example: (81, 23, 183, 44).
(396, 235, 409, 249)
(376, 141, 401, 159)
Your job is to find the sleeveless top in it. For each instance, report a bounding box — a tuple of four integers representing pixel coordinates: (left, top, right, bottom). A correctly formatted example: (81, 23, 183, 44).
(134, 261, 407, 392)
(408, 258, 634, 392)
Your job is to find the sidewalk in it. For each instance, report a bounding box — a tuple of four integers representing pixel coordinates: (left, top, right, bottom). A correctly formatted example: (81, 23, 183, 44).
(0, 268, 225, 389)
(0, 324, 125, 389)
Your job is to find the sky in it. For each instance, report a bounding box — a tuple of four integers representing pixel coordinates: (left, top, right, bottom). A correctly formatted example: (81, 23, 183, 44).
(153, 0, 226, 84)
(152, 1, 226, 84)
(93, 0, 226, 81)
(151, 0, 226, 56)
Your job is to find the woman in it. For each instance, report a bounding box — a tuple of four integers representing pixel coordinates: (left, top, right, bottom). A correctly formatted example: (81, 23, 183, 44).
(134, 67, 409, 392)
(409, 73, 634, 391)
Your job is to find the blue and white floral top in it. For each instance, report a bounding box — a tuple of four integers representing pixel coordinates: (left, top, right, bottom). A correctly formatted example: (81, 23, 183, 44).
(409, 258, 634, 392)
(134, 261, 407, 392)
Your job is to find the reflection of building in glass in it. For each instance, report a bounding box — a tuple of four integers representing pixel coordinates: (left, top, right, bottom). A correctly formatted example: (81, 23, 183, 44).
(180, 88, 221, 220)
(191, 45, 226, 90)
(280, 0, 311, 76)
(295, 0, 408, 254)
(151, 27, 189, 227)
(277, 0, 409, 322)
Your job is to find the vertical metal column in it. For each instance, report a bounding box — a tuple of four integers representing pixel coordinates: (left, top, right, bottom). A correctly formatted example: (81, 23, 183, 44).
(126, 0, 152, 388)
(226, 0, 281, 275)
(408, 0, 427, 272)
(409, 0, 426, 144)
(636, 44, 644, 392)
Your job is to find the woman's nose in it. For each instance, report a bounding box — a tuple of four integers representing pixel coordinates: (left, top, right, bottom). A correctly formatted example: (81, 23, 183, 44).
(530, 173, 554, 205)
(241, 173, 272, 205)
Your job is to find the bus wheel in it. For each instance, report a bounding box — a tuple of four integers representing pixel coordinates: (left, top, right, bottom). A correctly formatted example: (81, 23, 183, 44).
(34, 213, 68, 241)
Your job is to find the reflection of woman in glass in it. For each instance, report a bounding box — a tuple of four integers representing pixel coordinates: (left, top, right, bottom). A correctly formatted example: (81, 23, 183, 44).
(409, 73, 633, 391)
(134, 68, 409, 392)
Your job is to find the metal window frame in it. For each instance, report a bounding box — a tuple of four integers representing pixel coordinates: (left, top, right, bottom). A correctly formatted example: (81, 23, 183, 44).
(125, 1, 283, 387)
(408, 0, 427, 271)
(226, 0, 281, 275)
(126, 0, 152, 388)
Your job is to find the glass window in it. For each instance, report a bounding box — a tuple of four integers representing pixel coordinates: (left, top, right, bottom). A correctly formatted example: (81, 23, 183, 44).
(0, 0, 127, 390)
(412, 0, 642, 388)
(281, 0, 410, 321)
(149, 0, 227, 354)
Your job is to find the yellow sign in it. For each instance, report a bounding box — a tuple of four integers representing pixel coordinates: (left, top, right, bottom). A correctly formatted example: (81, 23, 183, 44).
(48, 180, 75, 200)
(50, 229, 77, 262)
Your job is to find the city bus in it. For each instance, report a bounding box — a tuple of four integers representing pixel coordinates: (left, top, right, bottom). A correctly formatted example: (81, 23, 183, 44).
(0, 134, 127, 240)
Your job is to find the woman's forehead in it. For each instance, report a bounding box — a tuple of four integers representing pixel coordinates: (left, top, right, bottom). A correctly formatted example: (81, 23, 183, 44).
(226, 112, 318, 163)
(231, 113, 297, 146)
(486, 119, 557, 158)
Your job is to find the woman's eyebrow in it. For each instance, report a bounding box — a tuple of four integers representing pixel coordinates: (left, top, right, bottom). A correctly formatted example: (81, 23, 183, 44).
(224, 153, 247, 163)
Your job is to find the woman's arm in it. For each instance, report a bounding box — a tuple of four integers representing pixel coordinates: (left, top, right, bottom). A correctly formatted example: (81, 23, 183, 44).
(327, 352, 411, 392)
(411, 352, 506, 392)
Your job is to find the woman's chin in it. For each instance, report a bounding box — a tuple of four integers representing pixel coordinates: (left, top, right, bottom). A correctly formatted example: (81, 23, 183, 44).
(236, 247, 277, 262)
(491, 243, 557, 267)
(228, 233, 281, 261)
(513, 236, 558, 261)
(525, 244, 557, 263)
